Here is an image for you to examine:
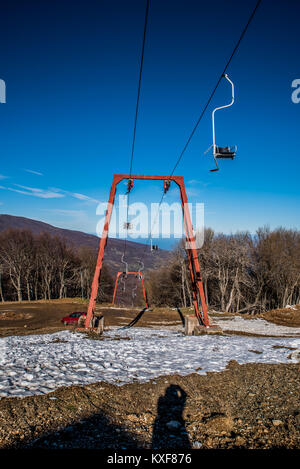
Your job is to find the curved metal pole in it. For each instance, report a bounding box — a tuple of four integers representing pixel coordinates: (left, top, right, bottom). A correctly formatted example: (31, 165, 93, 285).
(212, 74, 235, 151)
(121, 253, 128, 275)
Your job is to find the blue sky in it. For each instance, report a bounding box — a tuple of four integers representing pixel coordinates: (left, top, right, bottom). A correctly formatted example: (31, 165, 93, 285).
(0, 0, 299, 247)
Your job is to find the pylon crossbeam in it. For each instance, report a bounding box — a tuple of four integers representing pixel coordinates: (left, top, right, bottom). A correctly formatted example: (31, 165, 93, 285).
(85, 174, 210, 329)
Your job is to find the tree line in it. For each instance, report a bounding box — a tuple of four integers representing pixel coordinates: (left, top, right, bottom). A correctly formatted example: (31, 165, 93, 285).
(0, 227, 299, 314)
(0, 229, 113, 302)
(146, 227, 300, 313)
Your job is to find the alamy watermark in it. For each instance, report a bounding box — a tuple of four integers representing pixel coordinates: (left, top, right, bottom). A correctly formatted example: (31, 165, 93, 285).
(0, 79, 6, 103)
(96, 195, 205, 249)
(291, 79, 300, 103)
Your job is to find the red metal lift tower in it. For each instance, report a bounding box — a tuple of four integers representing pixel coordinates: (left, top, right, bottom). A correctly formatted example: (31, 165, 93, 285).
(112, 271, 148, 308)
(85, 174, 210, 329)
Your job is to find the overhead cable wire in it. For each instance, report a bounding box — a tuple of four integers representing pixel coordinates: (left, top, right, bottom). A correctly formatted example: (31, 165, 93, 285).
(123, 0, 150, 260)
(129, 0, 150, 177)
(143, 0, 262, 253)
(169, 0, 262, 176)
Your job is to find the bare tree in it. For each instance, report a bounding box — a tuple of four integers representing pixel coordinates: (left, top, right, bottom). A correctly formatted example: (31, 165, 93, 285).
(0, 229, 34, 301)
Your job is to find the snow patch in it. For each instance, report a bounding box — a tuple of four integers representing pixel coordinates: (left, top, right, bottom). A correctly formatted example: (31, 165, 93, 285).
(0, 327, 299, 398)
(213, 316, 300, 336)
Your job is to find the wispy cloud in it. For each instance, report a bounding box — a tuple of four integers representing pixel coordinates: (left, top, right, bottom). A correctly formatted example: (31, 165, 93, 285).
(0, 182, 99, 204)
(24, 169, 43, 176)
(49, 187, 100, 204)
(185, 179, 210, 198)
(71, 192, 99, 203)
(187, 179, 210, 187)
(0, 174, 8, 180)
(7, 184, 65, 199)
(185, 187, 204, 197)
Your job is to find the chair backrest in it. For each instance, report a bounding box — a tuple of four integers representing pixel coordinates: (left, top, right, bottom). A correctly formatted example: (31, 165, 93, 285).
(217, 146, 230, 153)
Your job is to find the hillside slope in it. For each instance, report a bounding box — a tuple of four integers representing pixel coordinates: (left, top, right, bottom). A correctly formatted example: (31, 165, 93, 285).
(0, 214, 171, 273)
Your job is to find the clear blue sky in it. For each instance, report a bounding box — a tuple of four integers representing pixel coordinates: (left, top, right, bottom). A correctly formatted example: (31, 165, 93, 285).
(0, 0, 299, 246)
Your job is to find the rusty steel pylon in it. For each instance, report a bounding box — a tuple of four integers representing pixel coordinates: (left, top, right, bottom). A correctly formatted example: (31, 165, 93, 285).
(85, 174, 210, 329)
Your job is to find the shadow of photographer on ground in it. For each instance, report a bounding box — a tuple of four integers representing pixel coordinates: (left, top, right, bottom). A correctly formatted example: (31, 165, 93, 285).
(152, 384, 191, 449)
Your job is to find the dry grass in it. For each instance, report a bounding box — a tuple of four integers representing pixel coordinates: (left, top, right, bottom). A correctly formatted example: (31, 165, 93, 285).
(0, 299, 300, 337)
(263, 304, 300, 327)
(0, 297, 88, 305)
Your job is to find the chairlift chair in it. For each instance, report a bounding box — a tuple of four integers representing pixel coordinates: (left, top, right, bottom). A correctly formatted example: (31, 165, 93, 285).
(205, 73, 237, 172)
(132, 261, 144, 301)
(132, 284, 137, 299)
(120, 274, 126, 292)
(137, 260, 144, 276)
(133, 260, 144, 295)
(150, 239, 158, 251)
(163, 179, 171, 194)
(120, 254, 129, 292)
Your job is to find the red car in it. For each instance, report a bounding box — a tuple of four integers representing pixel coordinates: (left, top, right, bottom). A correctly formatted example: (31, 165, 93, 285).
(61, 312, 86, 325)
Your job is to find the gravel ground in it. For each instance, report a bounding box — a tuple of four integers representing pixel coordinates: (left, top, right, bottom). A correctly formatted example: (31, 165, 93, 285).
(0, 301, 299, 450)
(0, 361, 299, 449)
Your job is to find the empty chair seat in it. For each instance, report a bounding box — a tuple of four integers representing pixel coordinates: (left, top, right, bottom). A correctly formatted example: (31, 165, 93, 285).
(215, 146, 236, 158)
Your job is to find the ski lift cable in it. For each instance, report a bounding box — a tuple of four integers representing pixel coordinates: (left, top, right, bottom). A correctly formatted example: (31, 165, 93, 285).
(129, 0, 149, 178)
(169, 0, 262, 177)
(124, 0, 262, 265)
(123, 0, 150, 263)
(140, 0, 261, 253)
(144, 190, 167, 253)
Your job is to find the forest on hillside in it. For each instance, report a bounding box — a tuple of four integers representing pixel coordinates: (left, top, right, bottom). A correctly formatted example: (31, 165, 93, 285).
(0, 227, 299, 314)
(0, 229, 113, 303)
(146, 227, 300, 313)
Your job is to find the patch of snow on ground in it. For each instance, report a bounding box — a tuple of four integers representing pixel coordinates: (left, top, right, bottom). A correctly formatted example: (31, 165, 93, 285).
(0, 327, 299, 398)
(213, 317, 300, 336)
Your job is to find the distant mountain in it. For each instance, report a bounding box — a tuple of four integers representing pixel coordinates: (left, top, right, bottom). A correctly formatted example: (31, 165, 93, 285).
(0, 214, 171, 273)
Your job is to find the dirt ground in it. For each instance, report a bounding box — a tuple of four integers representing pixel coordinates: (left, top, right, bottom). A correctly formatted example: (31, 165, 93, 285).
(0, 299, 299, 450)
(264, 305, 300, 327)
(0, 299, 89, 338)
(1, 299, 300, 339)
(0, 362, 299, 449)
(0, 300, 190, 338)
